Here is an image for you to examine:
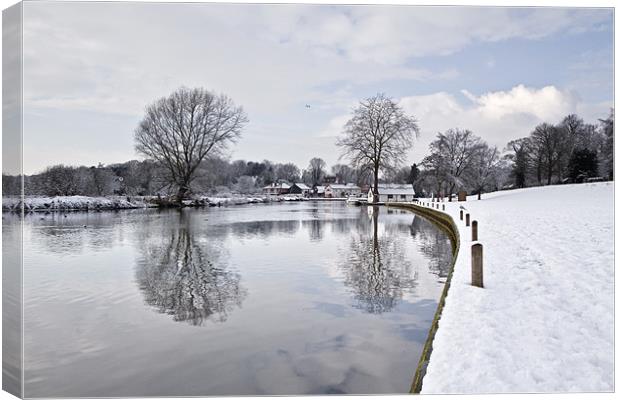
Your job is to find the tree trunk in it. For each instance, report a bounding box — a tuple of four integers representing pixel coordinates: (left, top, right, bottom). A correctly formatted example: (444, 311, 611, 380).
(372, 164, 379, 204)
(176, 185, 189, 204)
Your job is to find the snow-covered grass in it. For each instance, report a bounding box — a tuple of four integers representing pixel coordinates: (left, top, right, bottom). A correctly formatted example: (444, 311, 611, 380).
(416, 182, 614, 393)
(2, 195, 156, 212)
(3, 193, 315, 211)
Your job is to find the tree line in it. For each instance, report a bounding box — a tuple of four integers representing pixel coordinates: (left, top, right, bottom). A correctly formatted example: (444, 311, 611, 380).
(3, 87, 613, 201)
(393, 110, 613, 199)
(2, 157, 375, 197)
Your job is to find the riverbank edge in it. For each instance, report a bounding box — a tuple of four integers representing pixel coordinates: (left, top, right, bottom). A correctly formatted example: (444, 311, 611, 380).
(2, 196, 350, 213)
(387, 202, 460, 394)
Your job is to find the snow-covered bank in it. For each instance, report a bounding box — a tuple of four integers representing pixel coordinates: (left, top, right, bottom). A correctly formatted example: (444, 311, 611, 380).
(192, 194, 309, 206)
(2, 195, 156, 212)
(2, 194, 316, 212)
(415, 182, 613, 393)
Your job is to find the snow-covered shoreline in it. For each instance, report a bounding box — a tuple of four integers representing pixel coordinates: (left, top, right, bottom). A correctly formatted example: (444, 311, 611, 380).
(413, 182, 613, 393)
(2, 194, 322, 212)
(2, 195, 156, 212)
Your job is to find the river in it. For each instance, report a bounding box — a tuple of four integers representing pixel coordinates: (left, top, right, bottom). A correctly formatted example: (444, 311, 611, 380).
(6, 201, 453, 397)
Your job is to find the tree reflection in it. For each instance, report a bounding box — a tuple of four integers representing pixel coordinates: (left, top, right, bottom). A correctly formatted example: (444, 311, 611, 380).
(136, 211, 247, 326)
(409, 215, 453, 278)
(340, 207, 417, 314)
(228, 219, 301, 239)
(302, 207, 324, 241)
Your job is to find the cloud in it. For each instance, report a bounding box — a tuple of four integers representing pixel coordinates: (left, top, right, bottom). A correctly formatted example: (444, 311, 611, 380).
(319, 84, 611, 166)
(22, 3, 612, 116)
(400, 85, 612, 162)
(17, 3, 613, 174)
(262, 6, 611, 64)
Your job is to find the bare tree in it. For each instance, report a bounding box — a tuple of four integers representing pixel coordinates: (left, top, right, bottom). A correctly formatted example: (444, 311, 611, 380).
(466, 144, 500, 199)
(89, 164, 118, 196)
(234, 175, 257, 194)
(331, 164, 357, 184)
(530, 122, 563, 185)
(337, 94, 419, 203)
(422, 128, 482, 200)
(37, 165, 79, 196)
(305, 157, 327, 187)
(505, 138, 531, 188)
(275, 163, 300, 183)
(599, 109, 614, 180)
(134, 87, 248, 201)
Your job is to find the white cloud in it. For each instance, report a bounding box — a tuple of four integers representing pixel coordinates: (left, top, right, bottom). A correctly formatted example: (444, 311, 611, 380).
(400, 85, 611, 162)
(17, 2, 613, 174)
(319, 85, 611, 166)
(464, 85, 578, 121)
(22, 3, 611, 116)
(262, 6, 610, 64)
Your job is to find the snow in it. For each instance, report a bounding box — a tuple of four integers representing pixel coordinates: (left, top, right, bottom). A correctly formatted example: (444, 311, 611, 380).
(2, 194, 316, 212)
(417, 182, 614, 393)
(2, 195, 155, 211)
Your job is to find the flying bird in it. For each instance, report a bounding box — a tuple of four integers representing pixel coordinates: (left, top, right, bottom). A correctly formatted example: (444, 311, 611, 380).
(459, 205, 467, 211)
(305, 104, 311, 108)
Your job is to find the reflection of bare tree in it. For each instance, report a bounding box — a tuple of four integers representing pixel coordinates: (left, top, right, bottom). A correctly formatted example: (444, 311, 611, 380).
(227, 219, 301, 238)
(340, 208, 417, 314)
(409, 215, 453, 278)
(302, 207, 324, 241)
(136, 212, 246, 326)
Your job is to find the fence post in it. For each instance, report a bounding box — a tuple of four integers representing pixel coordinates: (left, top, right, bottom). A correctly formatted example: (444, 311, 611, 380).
(460, 210, 463, 220)
(471, 243, 483, 288)
(442, 204, 445, 211)
(466, 213, 470, 226)
(472, 220, 478, 241)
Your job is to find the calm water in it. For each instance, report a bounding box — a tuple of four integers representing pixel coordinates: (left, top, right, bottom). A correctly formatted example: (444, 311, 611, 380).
(10, 201, 453, 397)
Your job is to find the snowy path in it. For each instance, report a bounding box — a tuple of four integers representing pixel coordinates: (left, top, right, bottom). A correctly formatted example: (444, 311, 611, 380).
(419, 182, 614, 393)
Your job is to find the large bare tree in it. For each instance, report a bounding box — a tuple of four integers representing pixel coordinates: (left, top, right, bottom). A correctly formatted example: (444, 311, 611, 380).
(530, 122, 563, 185)
(422, 128, 482, 200)
(305, 157, 327, 187)
(337, 94, 419, 203)
(135, 87, 248, 201)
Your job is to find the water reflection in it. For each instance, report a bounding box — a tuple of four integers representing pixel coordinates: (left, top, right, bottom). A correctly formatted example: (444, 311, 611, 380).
(135, 211, 247, 326)
(409, 216, 453, 279)
(19, 202, 455, 397)
(340, 207, 417, 314)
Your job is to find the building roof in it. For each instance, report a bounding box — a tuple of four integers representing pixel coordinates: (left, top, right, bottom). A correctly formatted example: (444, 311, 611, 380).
(292, 183, 310, 190)
(380, 188, 416, 195)
(327, 184, 361, 190)
(370, 184, 415, 195)
(263, 182, 290, 189)
(315, 185, 326, 193)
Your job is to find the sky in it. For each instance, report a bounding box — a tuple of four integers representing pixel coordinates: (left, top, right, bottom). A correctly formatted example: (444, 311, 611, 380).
(18, 2, 614, 175)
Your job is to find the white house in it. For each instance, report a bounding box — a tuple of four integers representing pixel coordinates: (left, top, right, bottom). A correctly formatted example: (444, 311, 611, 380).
(368, 184, 415, 203)
(314, 185, 326, 197)
(325, 183, 362, 198)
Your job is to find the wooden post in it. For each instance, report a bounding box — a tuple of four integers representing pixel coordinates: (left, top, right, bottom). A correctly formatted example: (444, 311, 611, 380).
(471, 243, 483, 288)
(472, 220, 478, 241)
(460, 210, 463, 220)
(466, 213, 470, 226)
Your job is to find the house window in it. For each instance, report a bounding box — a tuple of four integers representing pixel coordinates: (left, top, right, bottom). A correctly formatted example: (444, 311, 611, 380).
(400, 194, 406, 200)
(387, 194, 394, 199)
